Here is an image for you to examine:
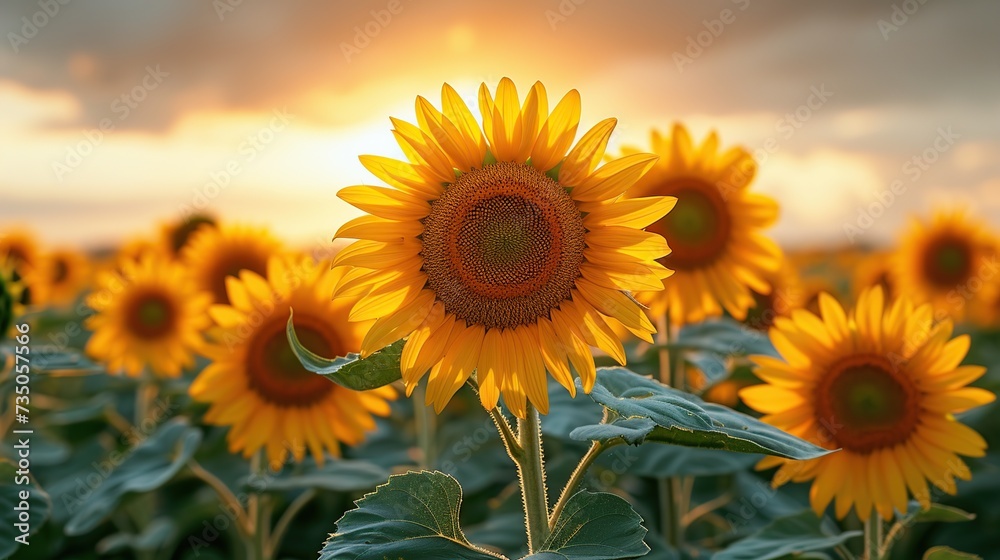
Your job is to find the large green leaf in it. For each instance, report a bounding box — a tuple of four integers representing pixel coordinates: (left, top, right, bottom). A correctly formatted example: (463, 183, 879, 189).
(319, 471, 504, 560)
(0, 459, 51, 559)
(923, 547, 981, 560)
(713, 511, 861, 560)
(570, 368, 830, 460)
(287, 311, 403, 391)
(524, 491, 648, 560)
(671, 318, 777, 357)
(64, 418, 202, 535)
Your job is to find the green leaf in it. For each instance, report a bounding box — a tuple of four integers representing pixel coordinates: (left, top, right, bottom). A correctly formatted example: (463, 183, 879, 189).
(64, 418, 202, 535)
(923, 546, 981, 560)
(570, 367, 831, 460)
(0, 459, 51, 558)
(671, 318, 777, 358)
(262, 458, 391, 493)
(714, 511, 861, 560)
(319, 471, 505, 560)
(287, 310, 403, 391)
(912, 502, 976, 523)
(96, 518, 176, 555)
(524, 491, 649, 560)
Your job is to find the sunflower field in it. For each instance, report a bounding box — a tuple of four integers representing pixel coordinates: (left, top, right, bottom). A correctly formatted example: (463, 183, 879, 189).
(3, 3, 1000, 560)
(0, 0, 1000, 560)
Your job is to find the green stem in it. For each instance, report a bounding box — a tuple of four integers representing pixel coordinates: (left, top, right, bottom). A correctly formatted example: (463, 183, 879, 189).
(517, 403, 550, 553)
(267, 489, 316, 558)
(412, 384, 436, 469)
(864, 514, 883, 560)
(135, 374, 159, 425)
(549, 439, 616, 530)
(655, 314, 687, 550)
(247, 452, 270, 560)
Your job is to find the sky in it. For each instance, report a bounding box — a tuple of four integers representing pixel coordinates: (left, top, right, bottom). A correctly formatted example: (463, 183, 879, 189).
(1, 0, 998, 252)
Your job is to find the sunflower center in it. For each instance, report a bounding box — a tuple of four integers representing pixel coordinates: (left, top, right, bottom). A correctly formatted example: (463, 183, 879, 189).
(654, 181, 731, 270)
(208, 252, 270, 304)
(421, 161, 585, 330)
(922, 236, 972, 288)
(125, 292, 176, 339)
(814, 355, 920, 454)
(246, 314, 340, 407)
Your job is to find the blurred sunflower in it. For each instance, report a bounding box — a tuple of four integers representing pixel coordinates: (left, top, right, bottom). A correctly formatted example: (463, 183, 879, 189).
(191, 255, 395, 469)
(334, 78, 674, 417)
(741, 287, 994, 521)
(0, 260, 25, 338)
(161, 213, 218, 257)
(744, 263, 803, 331)
(0, 228, 40, 306)
(85, 254, 211, 377)
(970, 275, 1000, 328)
(181, 224, 282, 305)
(623, 124, 781, 325)
(893, 210, 997, 321)
(852, 250, 897, 303)
(27, 249, 91, 306)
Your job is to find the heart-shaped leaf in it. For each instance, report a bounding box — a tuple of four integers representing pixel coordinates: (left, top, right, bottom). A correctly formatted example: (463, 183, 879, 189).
(713, 511, 861, 560)
(287, 310, 403, 391)
(319, 470, 504, 560)
(524, 491, 648, 560)
(65, 418, 202, 535)
(570, 367, 830, 460)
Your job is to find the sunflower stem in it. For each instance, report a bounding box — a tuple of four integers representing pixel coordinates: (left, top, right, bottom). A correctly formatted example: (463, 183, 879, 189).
(412, 384, 436, 469)
(247, 451, 271, 560)
(267, 488, 316, 558)
(135, 374, 159, 427)
(549, 439, 614, 530)
(864, 513, 884, 560)
(517, 403, 550, 553)
(655, 313, 688, 551)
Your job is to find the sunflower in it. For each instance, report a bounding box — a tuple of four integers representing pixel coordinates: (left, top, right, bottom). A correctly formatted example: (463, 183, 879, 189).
(27, 249, 91, 306)
(0, 260, 25, 339)
(191, 255, 395, 468)
(181, 224, 282, 305)
(852, 250, 897, 303)
(0, 228, 40, 306)
(744, 263, 804, 331)
(622, 124, 781, 326)
(740, 287, 995, 521)
(85, 254, 211, 377)
(333, 78, 674, 417)
(892, 210, 997, 322)
(161, 213, 218, 257)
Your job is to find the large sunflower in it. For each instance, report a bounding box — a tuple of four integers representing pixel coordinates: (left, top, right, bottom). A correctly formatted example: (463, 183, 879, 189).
(181, 224, 282, 305)
(27, 248, 91, 306)
(740, 287, 994, 521)
(191, 255, 395, 469)
(892, 210, 997, 322)
(623, 124, 781, 325)
(333, 78, 674, 417)
(85, 254, 211, 377)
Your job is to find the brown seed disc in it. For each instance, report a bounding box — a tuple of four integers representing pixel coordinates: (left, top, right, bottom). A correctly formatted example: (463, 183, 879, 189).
(421, 161, 585, 330)
(245, 313, 340, 407)
(651, 179, 731, 270)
